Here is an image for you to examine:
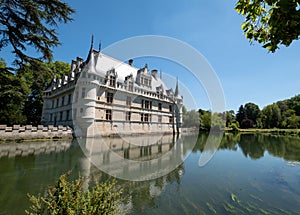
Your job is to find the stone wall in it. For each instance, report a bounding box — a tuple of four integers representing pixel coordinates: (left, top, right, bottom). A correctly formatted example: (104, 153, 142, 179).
(0, 125, 73, 141)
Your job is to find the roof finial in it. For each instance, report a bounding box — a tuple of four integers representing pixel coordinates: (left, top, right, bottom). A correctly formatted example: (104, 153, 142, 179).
(175, 76, 179, 96)
(91, 34, 94, 49)
(98, 40, 102, 52)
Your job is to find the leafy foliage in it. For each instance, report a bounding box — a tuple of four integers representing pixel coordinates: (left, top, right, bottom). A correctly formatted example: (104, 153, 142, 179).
(20, 60, 70, 125)
(235, 0, 300, 52)
(182, 106, 200, 128)
(0, 58, 70, 125)
(0, 58, 30, 125)
(235, 95, 300, 129)
(199, 109, 211, 131)
(0, 0, 75, 65)
(262, 103, 282, 128)
(26, 171, 122, 215)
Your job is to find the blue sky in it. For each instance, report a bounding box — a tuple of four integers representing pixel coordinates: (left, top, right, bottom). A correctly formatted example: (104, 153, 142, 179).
(3, 0, 300, 112)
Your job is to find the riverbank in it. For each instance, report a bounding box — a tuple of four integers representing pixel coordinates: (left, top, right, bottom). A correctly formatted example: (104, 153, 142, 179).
(0, 125, 73, 142)
(226, 128, 300, 136)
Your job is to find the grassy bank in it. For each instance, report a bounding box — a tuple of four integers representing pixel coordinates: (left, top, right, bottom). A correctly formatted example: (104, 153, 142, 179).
(226, 128, 300, 136)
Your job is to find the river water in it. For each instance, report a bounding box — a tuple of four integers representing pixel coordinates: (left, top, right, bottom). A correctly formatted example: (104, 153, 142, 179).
(0, 133, 300, 214)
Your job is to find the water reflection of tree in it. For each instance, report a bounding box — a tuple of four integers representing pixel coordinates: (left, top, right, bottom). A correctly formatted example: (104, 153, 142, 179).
(193, 132, 300, 161)
(90, 163, 185, 214)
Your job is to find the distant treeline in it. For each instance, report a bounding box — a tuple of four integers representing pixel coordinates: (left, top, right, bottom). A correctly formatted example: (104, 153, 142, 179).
(0, 58, 70, 126)
(183, 94, 300, 130)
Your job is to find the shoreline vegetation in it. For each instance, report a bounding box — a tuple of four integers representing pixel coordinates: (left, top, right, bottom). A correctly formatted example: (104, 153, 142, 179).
(225, 128, 300, 136)
(1, 127, 300, 144)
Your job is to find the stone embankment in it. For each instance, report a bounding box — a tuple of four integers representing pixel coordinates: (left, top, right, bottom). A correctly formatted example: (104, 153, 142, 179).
(0, 125, 73, 141)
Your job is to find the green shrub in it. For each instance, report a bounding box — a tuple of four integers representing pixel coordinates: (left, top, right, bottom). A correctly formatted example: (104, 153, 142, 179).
(25, 171, 122, 215)
(230, 122, 239, 132)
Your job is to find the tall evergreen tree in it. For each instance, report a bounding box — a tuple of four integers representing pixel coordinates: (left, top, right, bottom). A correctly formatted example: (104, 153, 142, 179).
(0, 0, 75, 66)
(236, 105, 246, 127)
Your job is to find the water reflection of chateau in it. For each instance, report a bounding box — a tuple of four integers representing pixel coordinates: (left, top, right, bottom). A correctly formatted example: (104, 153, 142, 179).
(77, 133, 193, 213)
(78, 133, 195, 181)
(0, 140, 71, 158)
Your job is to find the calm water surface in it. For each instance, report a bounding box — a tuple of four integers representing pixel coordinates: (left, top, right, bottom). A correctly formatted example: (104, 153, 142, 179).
(0, 133, 300, 214)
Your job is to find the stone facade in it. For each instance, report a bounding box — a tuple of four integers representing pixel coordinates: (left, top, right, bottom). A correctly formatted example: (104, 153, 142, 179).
(42, 43, 183, 137)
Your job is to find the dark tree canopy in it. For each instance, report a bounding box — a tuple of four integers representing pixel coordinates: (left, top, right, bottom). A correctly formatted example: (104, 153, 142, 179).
(0, 57, 70, 125)
(244, 102, 260, 123)
(236, 105, 246, 126)
(235, 0, 300, 52)
(0, 0, 75, 65)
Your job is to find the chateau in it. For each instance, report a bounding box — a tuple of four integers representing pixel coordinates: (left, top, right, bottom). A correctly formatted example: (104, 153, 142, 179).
(41, 42, 183, 137)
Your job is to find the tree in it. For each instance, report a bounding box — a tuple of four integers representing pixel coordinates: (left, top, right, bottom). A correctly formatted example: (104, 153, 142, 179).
(244, 102, 260, 126)
(19, 60, 70, 125)
(235, 0, 300, 52)
(199, 109, 211, 131)
(0, 58, 30, 125)
(225, 110, 235, 127)
(236, 105, 246, 127)
(0, 0, 75, 66)
(261, 103, 281, 128)
(0, 58, 70, 125)
(182, 108, 200, 128)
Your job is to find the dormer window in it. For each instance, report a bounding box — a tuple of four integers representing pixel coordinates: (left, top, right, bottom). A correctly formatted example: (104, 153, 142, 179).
(125, 74, 134, 91)
(136, 65, 152, 88)
(128, 82, 133, 91)
(106, 68, 117, 88)
(109, 75, 116, 87)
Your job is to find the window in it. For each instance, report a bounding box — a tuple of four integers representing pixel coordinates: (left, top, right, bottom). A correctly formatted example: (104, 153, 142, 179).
(61, 96, 65, 106)
(141, 113, 144, 122)
(106, 109, 112, 120)
(158, 103, 162, 111)
(169, 116, 173, 123)
(126, 96, 131, 106)
(169, 105, 173, 112)
(128, 82, 133, 91)
(144, 113, 149, 122)
(106, 92, 114, 103)
(145, 100, 150, 109)
(68, 94, 72, 105)
(81, 88, 86, 98)
(56, 98, 59, 107)
(109, 75, 116, 87)
(59, 111, 63, 121)
(66, 110, 70, 121)
(52, 100, 54, 108)
(50, 114, 53, 122)
(97, 89, 102, 100)
(126, 111, 131, 121)
(141, 99, 144, 108)
(158, 115, 162, 123)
